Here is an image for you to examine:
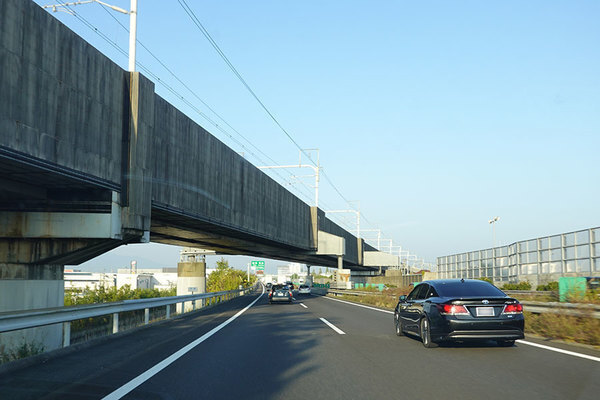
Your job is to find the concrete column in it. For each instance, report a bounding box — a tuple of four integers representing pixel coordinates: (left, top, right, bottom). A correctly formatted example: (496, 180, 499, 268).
(0, 264, 64, 354)
(337, 255, 344, 270)
(306, 265, 312, 286)
(176, 260, 206, 313)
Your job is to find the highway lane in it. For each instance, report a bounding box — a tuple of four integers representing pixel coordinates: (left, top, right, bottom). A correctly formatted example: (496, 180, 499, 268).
(0, 289, 599, 399)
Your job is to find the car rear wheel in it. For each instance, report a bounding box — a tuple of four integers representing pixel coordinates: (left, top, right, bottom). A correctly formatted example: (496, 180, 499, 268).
(497, 340, 515, 347)
(420, 317, 438, 348)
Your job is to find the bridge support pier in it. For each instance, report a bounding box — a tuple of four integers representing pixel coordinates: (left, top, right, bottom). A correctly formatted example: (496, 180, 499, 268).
(0, 206, 146, 355)
(176, 259, 206, 313)
(0, 263, 64, 355)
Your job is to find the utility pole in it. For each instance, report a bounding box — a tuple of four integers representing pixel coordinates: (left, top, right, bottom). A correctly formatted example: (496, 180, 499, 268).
(44, 1, 138, 72)
(325, 207, 360, 238)
(355, 229, 381, 249)
(258, 149, 320, 207)
(489, 216, 500, 248)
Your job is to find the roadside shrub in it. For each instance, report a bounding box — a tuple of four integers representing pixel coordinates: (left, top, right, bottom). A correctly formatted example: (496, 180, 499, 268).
(501, 281, 532, 291)
(536, 281, 559, 291)
(478, 277, 493, 284)
(525, 311, 600, 346)
(0, 341, 44, 365)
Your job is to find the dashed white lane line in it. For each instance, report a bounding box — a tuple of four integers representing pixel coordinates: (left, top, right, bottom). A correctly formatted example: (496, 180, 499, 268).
(516, 340, 600, 363)
(102, 288, 265, 400)
(318, 294, 600, 362)
(321, 294, 394, 314)
(300, 303, 308, 309)
(320, 318, 346, 335)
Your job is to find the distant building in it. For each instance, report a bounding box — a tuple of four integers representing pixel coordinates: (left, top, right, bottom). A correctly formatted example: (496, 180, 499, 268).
(64, 271, 116, 292)
(116, 273, 153, 290)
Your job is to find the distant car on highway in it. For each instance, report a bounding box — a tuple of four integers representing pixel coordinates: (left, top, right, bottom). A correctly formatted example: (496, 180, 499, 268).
(265, 282, 272, 291)
(286, 281, 295, 290)
(394, 279, 524, 348)
(269, 284, 293, 304)
(298, 285, 311, 294)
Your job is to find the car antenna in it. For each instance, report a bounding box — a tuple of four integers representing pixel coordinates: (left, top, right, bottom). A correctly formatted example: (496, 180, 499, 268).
(461, 278, 465, 283)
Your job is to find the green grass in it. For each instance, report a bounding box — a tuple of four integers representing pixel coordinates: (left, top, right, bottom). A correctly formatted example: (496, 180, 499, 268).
(0, 341, 44, 365)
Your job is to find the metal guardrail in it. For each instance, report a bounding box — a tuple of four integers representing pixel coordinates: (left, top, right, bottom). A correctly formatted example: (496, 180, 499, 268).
(504, 290, 557, 297)
(0, 287, 255, 347)
(520, 301, 600, 319)
(327, 289, 600, 319)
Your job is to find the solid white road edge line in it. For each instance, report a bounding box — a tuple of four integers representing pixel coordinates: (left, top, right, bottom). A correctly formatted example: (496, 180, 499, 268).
(318, 294, 600, 362)
(102, 287, 265, 400)
(516, 340, 600, 363)
(300, 303, 308, 308)
(320, 294, 394, 314)
(320, 317, 346, 335)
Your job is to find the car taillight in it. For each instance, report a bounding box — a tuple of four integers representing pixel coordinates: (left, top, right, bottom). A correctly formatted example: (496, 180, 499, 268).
(502, 303, 523, 314)
(439, 304, 469, 315)
(289, 291, 292, 296)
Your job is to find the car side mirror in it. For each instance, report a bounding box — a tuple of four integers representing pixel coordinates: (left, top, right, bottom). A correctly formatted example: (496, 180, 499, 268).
(399, 295, 407, 302)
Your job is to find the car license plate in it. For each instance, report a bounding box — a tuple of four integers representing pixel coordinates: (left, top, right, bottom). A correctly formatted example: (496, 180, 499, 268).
(277, 293, 283, 296)
(476, 307, 494, 317)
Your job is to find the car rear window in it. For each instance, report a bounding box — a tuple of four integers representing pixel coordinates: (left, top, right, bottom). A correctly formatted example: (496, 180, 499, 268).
(434, 281, 506, 297)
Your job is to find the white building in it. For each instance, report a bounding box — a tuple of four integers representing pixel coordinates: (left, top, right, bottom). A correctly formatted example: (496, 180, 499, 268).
(116, 273, 154, 290)
(64, 271, 116, 292)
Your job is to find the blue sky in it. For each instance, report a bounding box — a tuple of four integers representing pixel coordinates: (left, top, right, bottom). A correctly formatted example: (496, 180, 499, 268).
(33, 1, 599, 274)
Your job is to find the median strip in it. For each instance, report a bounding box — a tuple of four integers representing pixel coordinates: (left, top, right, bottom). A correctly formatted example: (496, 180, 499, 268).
(320, 318, 345, 335)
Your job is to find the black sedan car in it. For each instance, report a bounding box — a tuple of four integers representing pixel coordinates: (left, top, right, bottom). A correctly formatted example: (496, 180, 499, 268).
(268, 284, 293, 304)
(394, 279, 524, 348)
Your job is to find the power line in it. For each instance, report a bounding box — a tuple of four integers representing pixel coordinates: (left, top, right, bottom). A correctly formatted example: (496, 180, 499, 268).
(176, 1, 374, 225)
(52, 1, 397, 250)
(177, 0, 308, 161)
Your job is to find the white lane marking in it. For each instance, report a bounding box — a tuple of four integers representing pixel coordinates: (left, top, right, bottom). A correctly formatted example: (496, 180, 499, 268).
(319, 295, 600, 362)
(102, 287, 265, 400)
(517, 340, 600, 363)
(292, 297, 296, 300)
(320, 294, 394, 314)
(320, 317, 346, 335)
(300, 303, 308, 309)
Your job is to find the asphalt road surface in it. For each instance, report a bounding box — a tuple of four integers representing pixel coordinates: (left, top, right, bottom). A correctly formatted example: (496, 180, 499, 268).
(0, 287, 599, 400)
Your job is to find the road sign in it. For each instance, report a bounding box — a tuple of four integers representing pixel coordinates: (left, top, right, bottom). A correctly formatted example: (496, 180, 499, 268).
(251, 261, 265, 270)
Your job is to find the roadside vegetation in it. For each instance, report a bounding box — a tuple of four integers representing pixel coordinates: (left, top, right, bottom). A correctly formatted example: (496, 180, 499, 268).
(64, 284, 178, 345)
(0, 341, 44, 365)
(207, 258, 256, 292)
(525, 311, 600, 347)
(65, 285, 176, 306)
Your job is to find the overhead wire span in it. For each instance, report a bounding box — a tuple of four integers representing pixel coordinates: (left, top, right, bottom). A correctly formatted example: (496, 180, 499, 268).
(54, 0, 395, 249)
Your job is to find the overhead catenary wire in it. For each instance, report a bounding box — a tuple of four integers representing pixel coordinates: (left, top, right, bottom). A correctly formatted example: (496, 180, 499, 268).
(175, 1, 373, 226)
(95, 2, 352, 220)
(52, 1, 405, 248)
(55, 1, 319, 206)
